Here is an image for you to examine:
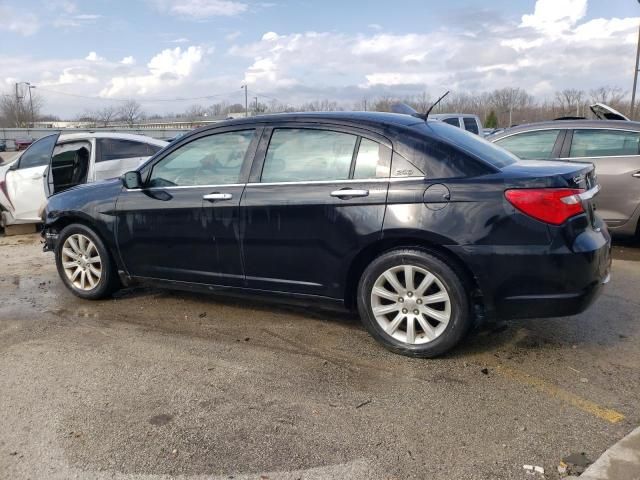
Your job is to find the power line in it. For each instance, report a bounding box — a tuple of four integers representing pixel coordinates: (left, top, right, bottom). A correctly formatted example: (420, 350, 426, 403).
(34, 86, 244, 103)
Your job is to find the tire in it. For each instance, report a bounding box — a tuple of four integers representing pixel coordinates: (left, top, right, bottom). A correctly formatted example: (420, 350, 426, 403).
(54, 224, 120, 300)
(357, 249, 471, 358)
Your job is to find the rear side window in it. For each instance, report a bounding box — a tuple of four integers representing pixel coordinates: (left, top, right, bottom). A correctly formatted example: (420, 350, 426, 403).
(494, 130, 560, 160)
(261, 129, 357, 182)
(353, 138, 391, 179)
(463, 117, 479, 134)
(17, 135, 57, 169)
(569, 129, 640, 158)
(98, 139, 157, 162)
(442, 118, 460, 128)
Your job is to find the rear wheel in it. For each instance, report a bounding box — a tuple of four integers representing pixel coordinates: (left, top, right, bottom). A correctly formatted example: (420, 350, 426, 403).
(55, 224, 119, 299)
(357, 249, 471, 358)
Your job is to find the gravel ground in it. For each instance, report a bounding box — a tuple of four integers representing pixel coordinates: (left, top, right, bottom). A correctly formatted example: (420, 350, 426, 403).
(0, 233, 638, 480)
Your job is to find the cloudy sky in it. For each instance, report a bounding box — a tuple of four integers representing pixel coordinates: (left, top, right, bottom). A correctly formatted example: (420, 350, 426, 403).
(0, 0, 638, 117)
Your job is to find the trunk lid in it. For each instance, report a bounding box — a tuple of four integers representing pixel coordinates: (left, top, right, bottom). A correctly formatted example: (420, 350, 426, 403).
(590, 103, 630, 121)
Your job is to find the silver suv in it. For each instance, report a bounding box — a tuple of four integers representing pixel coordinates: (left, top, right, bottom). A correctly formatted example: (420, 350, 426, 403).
(489, 119, 640, 237)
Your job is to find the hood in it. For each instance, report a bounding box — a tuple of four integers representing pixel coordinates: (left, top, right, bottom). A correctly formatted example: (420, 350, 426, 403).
(590, 103, 630, 121)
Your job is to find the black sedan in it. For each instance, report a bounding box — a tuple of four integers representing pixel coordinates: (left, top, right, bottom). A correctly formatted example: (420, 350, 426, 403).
(42, 112, 611, 357)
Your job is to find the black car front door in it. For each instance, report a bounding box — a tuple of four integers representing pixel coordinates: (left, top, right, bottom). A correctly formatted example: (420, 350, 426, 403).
(240, 125, 391, 299)
(116, 128, 260, 286)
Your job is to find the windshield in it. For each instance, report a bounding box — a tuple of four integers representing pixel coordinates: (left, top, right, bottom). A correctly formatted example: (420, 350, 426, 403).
(418, 121, 519, 169)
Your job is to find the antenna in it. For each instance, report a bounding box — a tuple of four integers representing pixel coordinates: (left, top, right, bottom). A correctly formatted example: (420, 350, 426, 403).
(424, 91, 450, 121)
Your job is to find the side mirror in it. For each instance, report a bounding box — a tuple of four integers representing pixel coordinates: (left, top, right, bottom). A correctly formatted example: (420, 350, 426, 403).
(8, 162, 18, 171)
(122, 171, 142, 189)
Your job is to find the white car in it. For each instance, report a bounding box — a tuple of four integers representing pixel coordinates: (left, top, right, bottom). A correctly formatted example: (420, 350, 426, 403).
(0, 133, 167, 227)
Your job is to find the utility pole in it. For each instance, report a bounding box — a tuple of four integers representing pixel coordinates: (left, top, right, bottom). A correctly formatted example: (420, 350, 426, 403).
(363, 99, 367, 111)
(631, 18, 640, 119)
(241, 84, 248, 117)
(27, 84, 35, 128)
(254, 96, 258, 114)
(15, 83, 21, 127)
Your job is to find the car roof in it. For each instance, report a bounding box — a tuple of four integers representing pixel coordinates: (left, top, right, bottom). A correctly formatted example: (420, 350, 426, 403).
(196, 111, 426, 131)
(489, 119, 640, 139)
(57, 132, 168, 145)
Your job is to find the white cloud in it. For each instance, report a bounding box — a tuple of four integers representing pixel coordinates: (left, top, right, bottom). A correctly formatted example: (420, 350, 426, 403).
(170, 37, 190, 44)
(368, 24, 383, 31)
(53, 13, 102, 28)
(0, 6, 40, 36)
(100, 46, 205, 97)
(121, 56, 136, 65)
(85, 52, 104, 62)
(521, 0, 587, 35)
(225, 31, 242, 41)
(150, 0, 248, 19)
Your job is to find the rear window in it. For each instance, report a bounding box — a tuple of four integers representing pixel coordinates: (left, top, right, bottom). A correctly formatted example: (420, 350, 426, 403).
(422, 122, 518, 169)
(442, 117, 460, 127)
(463, 117, 479, 134)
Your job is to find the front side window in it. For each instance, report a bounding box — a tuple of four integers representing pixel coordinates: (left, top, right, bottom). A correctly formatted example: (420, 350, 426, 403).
(494, 130, 560, 160)
(463, 117, 479, 134)
(98, 139, 157, 162)
(569, 129, 640, 158)
(261, 129, 357, 182)
(149, 130, 254, 187)
(18, 135, 58, 169)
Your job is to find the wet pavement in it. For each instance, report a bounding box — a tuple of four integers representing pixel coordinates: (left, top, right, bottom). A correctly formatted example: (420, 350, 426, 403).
(0, 234, 639, 480)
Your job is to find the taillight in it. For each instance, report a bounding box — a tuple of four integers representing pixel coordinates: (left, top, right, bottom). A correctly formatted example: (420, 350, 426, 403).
(504, 188, 585, 225)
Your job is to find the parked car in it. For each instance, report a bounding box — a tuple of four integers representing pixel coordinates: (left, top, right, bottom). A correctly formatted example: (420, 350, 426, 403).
(42, 113, 610, 357)
(0, 133, 167, 227)
(15, 137, 34, 150)
(488, 119, 640, 238)
(430, 114, 483, 135)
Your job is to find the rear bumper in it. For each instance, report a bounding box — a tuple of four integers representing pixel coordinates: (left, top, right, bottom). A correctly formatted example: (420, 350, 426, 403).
(450, 223, 612, 321)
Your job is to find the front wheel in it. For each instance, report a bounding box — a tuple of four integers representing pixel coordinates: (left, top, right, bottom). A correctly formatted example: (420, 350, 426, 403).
(357, 249, 471, 358)
(55, 224, 120, 300)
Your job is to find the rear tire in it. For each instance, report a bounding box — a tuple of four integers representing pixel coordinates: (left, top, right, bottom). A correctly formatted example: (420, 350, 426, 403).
(55, 224, 120, 300)
(357, 249, 471, 358)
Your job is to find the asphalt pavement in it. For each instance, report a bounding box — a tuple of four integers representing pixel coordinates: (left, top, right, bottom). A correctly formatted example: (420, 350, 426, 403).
(0, 234, 638, 479)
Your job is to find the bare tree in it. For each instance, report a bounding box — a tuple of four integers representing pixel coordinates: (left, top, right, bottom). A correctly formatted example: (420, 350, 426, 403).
(0, 88, 45, 127)
(118, 99, 144, 126)
(555, 89, 585, 116)
(183, 104, 207, 121)
(589, 86, 626, 105)
(94, 106, 118, 127)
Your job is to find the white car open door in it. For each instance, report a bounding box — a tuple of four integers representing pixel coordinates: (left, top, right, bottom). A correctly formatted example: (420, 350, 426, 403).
(5, 134, 59, 223)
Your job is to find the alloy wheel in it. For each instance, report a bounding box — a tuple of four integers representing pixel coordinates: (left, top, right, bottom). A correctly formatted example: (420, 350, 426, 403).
(61, 233, 102, 291)
(370, 265, 451, 345)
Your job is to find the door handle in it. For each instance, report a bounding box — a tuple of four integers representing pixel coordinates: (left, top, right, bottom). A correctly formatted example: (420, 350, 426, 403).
(633, 172, 640, 178)
(32, 174, 42, 180)
(330, 189, 369, 199)
(203, 193, 233, 201)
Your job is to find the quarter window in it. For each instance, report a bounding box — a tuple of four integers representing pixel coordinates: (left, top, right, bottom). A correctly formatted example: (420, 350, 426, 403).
(261, 129, 357, 182)
(495, 130, 561, 160)
(569, 129, 640, 158)
(148, 130, 254, 187)
(442, 118, 460, 128)
(98, 139, 158, 162)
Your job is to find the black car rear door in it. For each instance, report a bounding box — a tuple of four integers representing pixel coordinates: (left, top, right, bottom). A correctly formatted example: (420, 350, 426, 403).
(239, 124, 391, 299)
(116, 127, 260, 286)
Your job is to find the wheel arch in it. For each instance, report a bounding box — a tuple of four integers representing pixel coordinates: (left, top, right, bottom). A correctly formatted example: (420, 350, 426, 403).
(343, 237, 487, 322)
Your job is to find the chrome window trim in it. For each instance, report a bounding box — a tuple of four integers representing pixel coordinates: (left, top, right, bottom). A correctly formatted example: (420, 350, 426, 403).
(124, 176, 427, 191)
(245, 176, 424, 187)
